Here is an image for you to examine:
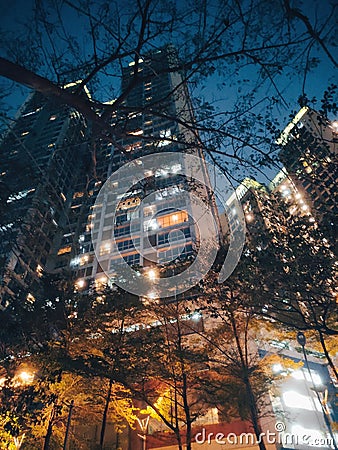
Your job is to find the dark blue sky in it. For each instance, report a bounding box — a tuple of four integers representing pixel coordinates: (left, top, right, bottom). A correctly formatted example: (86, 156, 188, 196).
(0, 0, 336, 184)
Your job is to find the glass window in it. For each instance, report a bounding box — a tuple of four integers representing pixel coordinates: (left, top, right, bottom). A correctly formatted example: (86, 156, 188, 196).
(117, 237, 140, 252)
(114, 224, 131, 237)
(159, 244, 193, 263)
(158, 227, 190, 246)
(157, 211, 188, 228)
(111, 253, 140, 268)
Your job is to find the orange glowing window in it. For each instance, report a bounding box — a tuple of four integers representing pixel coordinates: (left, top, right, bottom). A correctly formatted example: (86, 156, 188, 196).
(157, 211, 188, 228)
(57, 246, 72, 255)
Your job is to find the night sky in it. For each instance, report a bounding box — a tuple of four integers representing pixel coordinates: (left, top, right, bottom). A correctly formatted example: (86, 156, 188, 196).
(0, 0, 337, 184)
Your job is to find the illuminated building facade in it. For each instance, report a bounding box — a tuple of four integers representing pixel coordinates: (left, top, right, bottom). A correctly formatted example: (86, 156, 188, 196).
(69, 46, 220, 296)
(0, 87, 89, 308)
(278, 107, 337, 239)
(221, 177, 338, 450)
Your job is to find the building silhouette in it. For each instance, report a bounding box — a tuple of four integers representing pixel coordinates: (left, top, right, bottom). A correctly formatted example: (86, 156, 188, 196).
(0, 85, 90, 308)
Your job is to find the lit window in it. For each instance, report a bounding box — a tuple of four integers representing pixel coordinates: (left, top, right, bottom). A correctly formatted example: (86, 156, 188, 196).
(157, 211, 188, 228)
(117, 197, 141, 210)
(58, 246, 72, 255)
(21, 131, 29, 136)
(7, 188, 35, 203)
(27, 293, 35, 303)
(100, 242, 111, 256)
(80, 255, 90, 265)
(36, 264, 43, 277)
(49, 115, 57, 121)
(128, 129, 143, 136)
(73, 191, 84, 199)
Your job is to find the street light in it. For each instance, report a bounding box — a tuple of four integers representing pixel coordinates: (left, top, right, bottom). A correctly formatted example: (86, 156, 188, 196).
(136, 415, 149, 450)
(17, 371, 34, 385)
(296, 332, 338, 450)
(146, 268, 158, 281)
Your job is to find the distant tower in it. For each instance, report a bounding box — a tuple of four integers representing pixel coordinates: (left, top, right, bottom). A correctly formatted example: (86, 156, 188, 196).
(278, 107, 337, 240)
(0, 85, 90, 308)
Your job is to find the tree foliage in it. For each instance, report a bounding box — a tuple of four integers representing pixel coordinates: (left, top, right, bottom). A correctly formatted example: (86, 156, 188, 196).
(0, 0, 337, 180)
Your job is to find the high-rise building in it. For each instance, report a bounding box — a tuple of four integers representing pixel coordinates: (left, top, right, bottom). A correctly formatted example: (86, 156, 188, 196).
(220, 177, 338, 450)
(66, 46, 220, 299)
(0, 85, 90, 308)
(278, 107, 337, 240)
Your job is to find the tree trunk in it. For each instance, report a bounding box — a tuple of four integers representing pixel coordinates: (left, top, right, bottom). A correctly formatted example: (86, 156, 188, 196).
(43, 401, 57, 450)
(244, 376, 267, 450)
(182, 372, 192, 450)
(100, 379, 113, 449)
(229, 312, 267, 450)
(318, 329, 338, 382)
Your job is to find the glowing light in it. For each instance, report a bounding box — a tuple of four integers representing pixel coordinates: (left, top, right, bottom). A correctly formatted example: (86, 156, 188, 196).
(291, 370, 322, 385)
(246, 213, 253, 222)
(272, 363, 283, 373)
(283, 390, 320, 410)
(36, 264, 43, 277)
(191, 312, 202, 321)
(331, 120, 338, 132)
(281, 189, 291, 197)
(128, 129, 143, 136)
(75, 279, 86, 289)
(147, 268, 158, 281)
(95, 276, 108, 289)
(17, 371, 34, 385)
(147, 292, 158, 300)
(27, 293, 35, 303)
